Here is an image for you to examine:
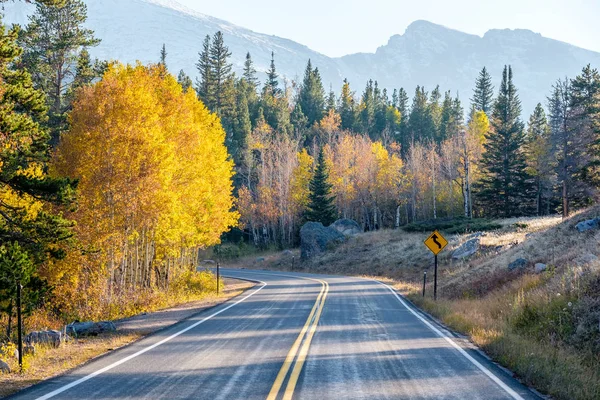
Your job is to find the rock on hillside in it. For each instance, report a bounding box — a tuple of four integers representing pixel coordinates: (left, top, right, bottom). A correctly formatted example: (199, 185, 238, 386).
(300, 222, 345, 260)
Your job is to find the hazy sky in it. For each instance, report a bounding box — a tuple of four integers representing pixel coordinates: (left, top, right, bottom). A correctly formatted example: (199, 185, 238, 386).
(176, 0, 600, 57)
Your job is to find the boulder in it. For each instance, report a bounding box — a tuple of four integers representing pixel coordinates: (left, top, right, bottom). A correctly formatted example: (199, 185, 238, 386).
(282, 250, 293, 257)
(300, 222, 345, 260)
(26, 330, 64, 348)
(255, 257, 265, 263)
(0, 359, 9, 374)
(575, 218, 600, 232)
(534, 263, 547, 273)
(330, 219, 362, 236)
(508, 258, 528, 271)
(66, 321, 116, 337)
(452, 238, 480, 259)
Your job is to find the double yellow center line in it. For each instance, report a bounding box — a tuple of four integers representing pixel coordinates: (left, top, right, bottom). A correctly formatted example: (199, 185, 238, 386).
(267, 278, 329, 400)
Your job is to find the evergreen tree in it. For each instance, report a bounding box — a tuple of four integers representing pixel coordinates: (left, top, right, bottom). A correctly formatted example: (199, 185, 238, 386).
(264, 51, 281, 97)
(476, 66, 532, 217)
(242, 52, 258, 90)
(391, 89, 399, 109)
(298, 60, 325, 126)
(159, 43, 167, 68)
(326, 85, 336, 112)
(359, 80, 375, 134)
(548, 78, 589, 216)
(232, 82, 252, 166)
(20, 0, 100, 144)
(0, 21, 75, 331)
(206, 31, 235, 117)
(291, 103, 308, 137)
(372, 82, 389, 140)
(177, 69, 193, 92)
(525, 103, 554, 215)
(408, 86, 435, 143)
(305, 148, 337, 226)
(570, 65, 600, 187)
(471, 66, 495, 115)
(338, 78, 355, 131)
(195, 35, 212, 105)
(397, 87, 410, 156)
(439, 91, 454, 142)
(428, 85, 442, 139)
(65, 48, 97, 105)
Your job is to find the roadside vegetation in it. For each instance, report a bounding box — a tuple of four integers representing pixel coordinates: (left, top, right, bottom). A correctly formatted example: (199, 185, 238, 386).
(230, 209, 600, 400)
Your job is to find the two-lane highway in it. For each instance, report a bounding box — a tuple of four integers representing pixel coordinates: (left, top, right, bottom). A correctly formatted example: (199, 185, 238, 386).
(9, 269, 539, 400)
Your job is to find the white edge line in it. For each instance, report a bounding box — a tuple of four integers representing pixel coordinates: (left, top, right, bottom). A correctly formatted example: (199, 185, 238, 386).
(35, 280, 267, 400)
(376, 281, 525, 400)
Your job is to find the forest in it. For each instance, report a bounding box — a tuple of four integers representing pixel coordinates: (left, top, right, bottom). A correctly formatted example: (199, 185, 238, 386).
(1, 0, 600, 339)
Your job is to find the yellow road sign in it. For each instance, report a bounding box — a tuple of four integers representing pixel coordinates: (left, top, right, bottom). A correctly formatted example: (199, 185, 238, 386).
(424, 230, 448, 255)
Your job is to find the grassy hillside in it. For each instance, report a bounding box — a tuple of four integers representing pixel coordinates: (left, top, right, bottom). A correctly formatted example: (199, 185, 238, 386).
(229, 208, 600, 400)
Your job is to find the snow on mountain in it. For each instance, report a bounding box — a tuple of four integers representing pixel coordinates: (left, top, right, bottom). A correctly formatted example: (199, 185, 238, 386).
(2, 1, 600, 115)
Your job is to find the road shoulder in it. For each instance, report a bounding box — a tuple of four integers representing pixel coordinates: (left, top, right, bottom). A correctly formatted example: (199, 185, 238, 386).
(0, 278, 256, 399)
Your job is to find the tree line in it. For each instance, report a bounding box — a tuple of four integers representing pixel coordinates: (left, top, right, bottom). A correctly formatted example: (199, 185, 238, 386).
(186, 30, 600, 247)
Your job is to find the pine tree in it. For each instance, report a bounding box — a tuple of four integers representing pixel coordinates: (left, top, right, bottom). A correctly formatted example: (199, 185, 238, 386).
(570, 65, 600, 188)
(298, 60, 325, 126)
(525, 103, 554, 215)
(397, 87, 410, 156)
(195, 35, 212, 105)
(65, 48, 97, 105)
(326, 85, 336, 112)
(359, 80, 375, 134)
(208, 31, 234, 115)
(548, 78, 589, 216)
(338, 78, 355, 131)
(476, 66, 532, 217)
(264, 51, 281, 97)
(471, 67, 495, 115)
(232, 82, 252, 167)
(408, 86, 435, 143)
(20, 0, 100, 144)
(305, 148, 337, 226)
(291, 103, 308, 135)
(177, 70, 193, 92)
(242, 52, 258, 90)
(428, 85, 442, 139)
(159, 43, 167, 68)
(0, 20, 75, 329)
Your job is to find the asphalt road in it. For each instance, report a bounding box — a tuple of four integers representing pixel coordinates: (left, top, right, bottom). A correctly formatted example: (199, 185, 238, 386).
(9, 269, 539, 400)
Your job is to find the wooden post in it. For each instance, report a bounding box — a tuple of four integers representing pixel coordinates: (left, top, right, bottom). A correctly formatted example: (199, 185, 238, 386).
(17, 282, 23, 371)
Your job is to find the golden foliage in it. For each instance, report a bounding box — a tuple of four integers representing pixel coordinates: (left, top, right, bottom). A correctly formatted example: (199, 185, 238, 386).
(50, 64, 237, 314)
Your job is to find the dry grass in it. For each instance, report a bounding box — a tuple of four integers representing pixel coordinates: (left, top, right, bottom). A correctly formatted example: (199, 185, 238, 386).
(230, 208, 600, 400)
(0, 333, 141, 398)
(0, 278, 254, 398)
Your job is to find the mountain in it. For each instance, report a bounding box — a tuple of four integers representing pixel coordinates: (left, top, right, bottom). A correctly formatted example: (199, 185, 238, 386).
(2, 0, 600, 115)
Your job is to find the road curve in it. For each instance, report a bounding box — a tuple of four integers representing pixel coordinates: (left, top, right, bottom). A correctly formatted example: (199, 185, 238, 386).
(8, 269, 539, 400)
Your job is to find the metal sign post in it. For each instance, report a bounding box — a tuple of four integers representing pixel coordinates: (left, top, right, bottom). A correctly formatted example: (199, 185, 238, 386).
(17, 282, 23, 371)
(423, 230, 448, 301)
(434, 255, 438, 301)
(216, 261, 220, 296)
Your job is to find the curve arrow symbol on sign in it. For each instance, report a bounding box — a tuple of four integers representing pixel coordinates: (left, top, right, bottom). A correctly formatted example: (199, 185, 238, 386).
(431, 234, 442, 249)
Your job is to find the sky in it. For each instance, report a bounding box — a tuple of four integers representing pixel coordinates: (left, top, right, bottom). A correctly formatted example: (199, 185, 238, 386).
(176, 0, 600, 57)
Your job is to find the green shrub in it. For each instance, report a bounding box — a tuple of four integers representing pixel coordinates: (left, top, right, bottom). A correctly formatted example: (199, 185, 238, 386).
(511, 295, 576, 342)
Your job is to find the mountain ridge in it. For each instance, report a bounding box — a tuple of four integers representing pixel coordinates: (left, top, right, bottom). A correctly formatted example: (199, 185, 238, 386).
(2, 0, 600, 115)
